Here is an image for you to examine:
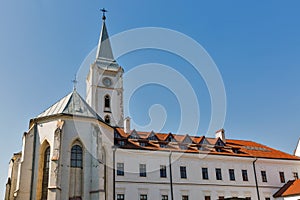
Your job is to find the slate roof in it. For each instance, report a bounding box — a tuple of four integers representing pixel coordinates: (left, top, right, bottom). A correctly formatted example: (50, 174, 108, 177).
(36, 90, 103, 121)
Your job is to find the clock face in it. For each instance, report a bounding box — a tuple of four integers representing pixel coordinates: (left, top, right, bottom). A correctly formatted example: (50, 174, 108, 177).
(102, 77, 112, 87)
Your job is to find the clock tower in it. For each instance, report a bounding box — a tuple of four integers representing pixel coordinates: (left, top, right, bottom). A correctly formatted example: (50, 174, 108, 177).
(86, 12, 124, 127)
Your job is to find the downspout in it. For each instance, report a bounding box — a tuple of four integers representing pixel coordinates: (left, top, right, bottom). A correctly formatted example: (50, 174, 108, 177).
(29, 123, 37, 200)
(169, 151, 174, 200)
(112, 146, 116, 200)
(252, 158, 260, 200)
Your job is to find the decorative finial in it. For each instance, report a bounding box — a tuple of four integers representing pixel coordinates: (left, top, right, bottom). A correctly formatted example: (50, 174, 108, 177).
(72, 74, 78, 91)
(101, 8, 107, 21)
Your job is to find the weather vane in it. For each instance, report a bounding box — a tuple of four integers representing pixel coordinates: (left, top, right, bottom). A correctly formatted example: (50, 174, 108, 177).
(72, 74, 78, 91)
(101, 8, 107, 20)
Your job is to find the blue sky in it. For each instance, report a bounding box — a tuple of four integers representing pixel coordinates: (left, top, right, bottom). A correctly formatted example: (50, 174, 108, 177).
(1, 0, 300, 197)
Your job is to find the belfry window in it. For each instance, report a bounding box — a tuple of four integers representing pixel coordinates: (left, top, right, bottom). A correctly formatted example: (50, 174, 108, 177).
(105, 115, 111, 124)
(41, 146, 50, 200)
(69, 144, 83, 200)
(104, 95, 110, 109)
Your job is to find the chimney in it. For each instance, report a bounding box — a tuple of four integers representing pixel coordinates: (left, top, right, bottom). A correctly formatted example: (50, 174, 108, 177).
(215, 129, 226, 143)
(124, 117, 131, 134)
(294, 138, 300, 157)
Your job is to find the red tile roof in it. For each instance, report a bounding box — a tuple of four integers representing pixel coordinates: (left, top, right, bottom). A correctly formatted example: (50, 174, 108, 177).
(115, 129, 300, 160)
(273, 179, 300, 197)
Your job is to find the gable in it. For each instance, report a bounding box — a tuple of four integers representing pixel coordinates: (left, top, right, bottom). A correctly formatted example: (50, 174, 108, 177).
(165, 133, 176, 142)
(148, 131, 157, 141)
(129, 130, 140, 139)
(182, 134, 193, 144)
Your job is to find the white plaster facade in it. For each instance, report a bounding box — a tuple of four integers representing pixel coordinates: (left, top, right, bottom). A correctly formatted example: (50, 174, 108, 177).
(7, 114, 114, 200)
(114, 149, 300, 200)
(86, 19, 124, 127)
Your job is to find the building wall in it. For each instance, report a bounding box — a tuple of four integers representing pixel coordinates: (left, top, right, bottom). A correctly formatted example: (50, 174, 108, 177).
(86, 62, 124, 127)
(115, 149, 300, 200)
(10, 116, 114, 200)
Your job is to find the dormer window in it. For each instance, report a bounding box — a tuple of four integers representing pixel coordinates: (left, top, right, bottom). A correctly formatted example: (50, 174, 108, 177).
(105, 115, 110, 124)
(233, 148, 239, 153)
(129, 130, 140, 139)
(140, 142, 146, 147)
(166, 135, 176, 142)
(118, 140, 125, 146)
(216, 139, 224, 147)
(148, 136, 156, 141)
(114, 132, 121, 139)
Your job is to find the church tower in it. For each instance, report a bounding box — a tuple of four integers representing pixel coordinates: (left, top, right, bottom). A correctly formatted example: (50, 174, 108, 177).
(86, 11, 124, 127)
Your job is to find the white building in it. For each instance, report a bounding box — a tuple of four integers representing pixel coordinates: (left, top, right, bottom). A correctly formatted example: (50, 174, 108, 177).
(4, 13, 300, 200)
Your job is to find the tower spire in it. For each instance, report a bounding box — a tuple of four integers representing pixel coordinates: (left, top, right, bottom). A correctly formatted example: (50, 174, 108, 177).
(96, 8, 114, 61)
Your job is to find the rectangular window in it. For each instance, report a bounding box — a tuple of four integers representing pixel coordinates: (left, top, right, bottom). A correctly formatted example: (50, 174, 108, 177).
(265, 198, 270, 200)
(140, 194, 147, 200)
(261, 171, 267, 182)
(218, 196, 225, 200)
(279, 171, 285, 183)
(117, 194, 125, 200)
(180, 166, 187, 179)
(161, 195, 168, 200)
(245, 197, 251, 200)
(160, 165, 167, 178)
(242, 170, 248, 181)
(205, 196, 211, 200)
(229, 169, 235, 181)
(182, 195, 189, 200)
(117, 163, 124, 176)
(202, 168, 209, 180)
(293, 172, 298, 179)
(216, 168, 222, 180)
(140, 164, 147, 177)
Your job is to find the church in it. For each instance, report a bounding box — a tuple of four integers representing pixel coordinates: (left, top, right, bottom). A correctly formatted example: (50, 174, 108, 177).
(5, 12, 300, 200)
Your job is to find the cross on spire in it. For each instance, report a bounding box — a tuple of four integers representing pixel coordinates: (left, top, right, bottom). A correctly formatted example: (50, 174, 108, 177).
(72, 74, 78, 91)
(101, 8, 107, 21)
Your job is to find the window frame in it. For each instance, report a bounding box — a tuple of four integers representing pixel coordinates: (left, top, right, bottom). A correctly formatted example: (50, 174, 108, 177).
(261, 170, 267, 182)
(104, 94, 110, 108)
(160, 165, 167, 178)
(204, 196, 211, 200)
(41, 146, 50, 200)
(117, 194, 125, 200)
(70, 145, 83, 168)
(293, 172, 299, 179)
(139, 164, 147, 177)
(140, 194, 147, 200)
(202, 167, 209, 180)
(279, 171, 285, 183)
(242, 169, 248, 181)
(182, 195, 189, 200)
(180, 166, 187, 179)
(229, 169, 235, 181)
(104, 115, 111, 124)
(117, 162, 124, 176)
(215, 168, 222, 180)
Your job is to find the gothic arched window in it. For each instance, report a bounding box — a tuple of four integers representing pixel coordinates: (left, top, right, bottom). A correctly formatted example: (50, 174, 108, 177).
(105, 115, 110, 124)
(41, 146, 50, 200)
(69, 143, 83, 200)
(104, 95, 110, 109)
(71, 145, 83, 168)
